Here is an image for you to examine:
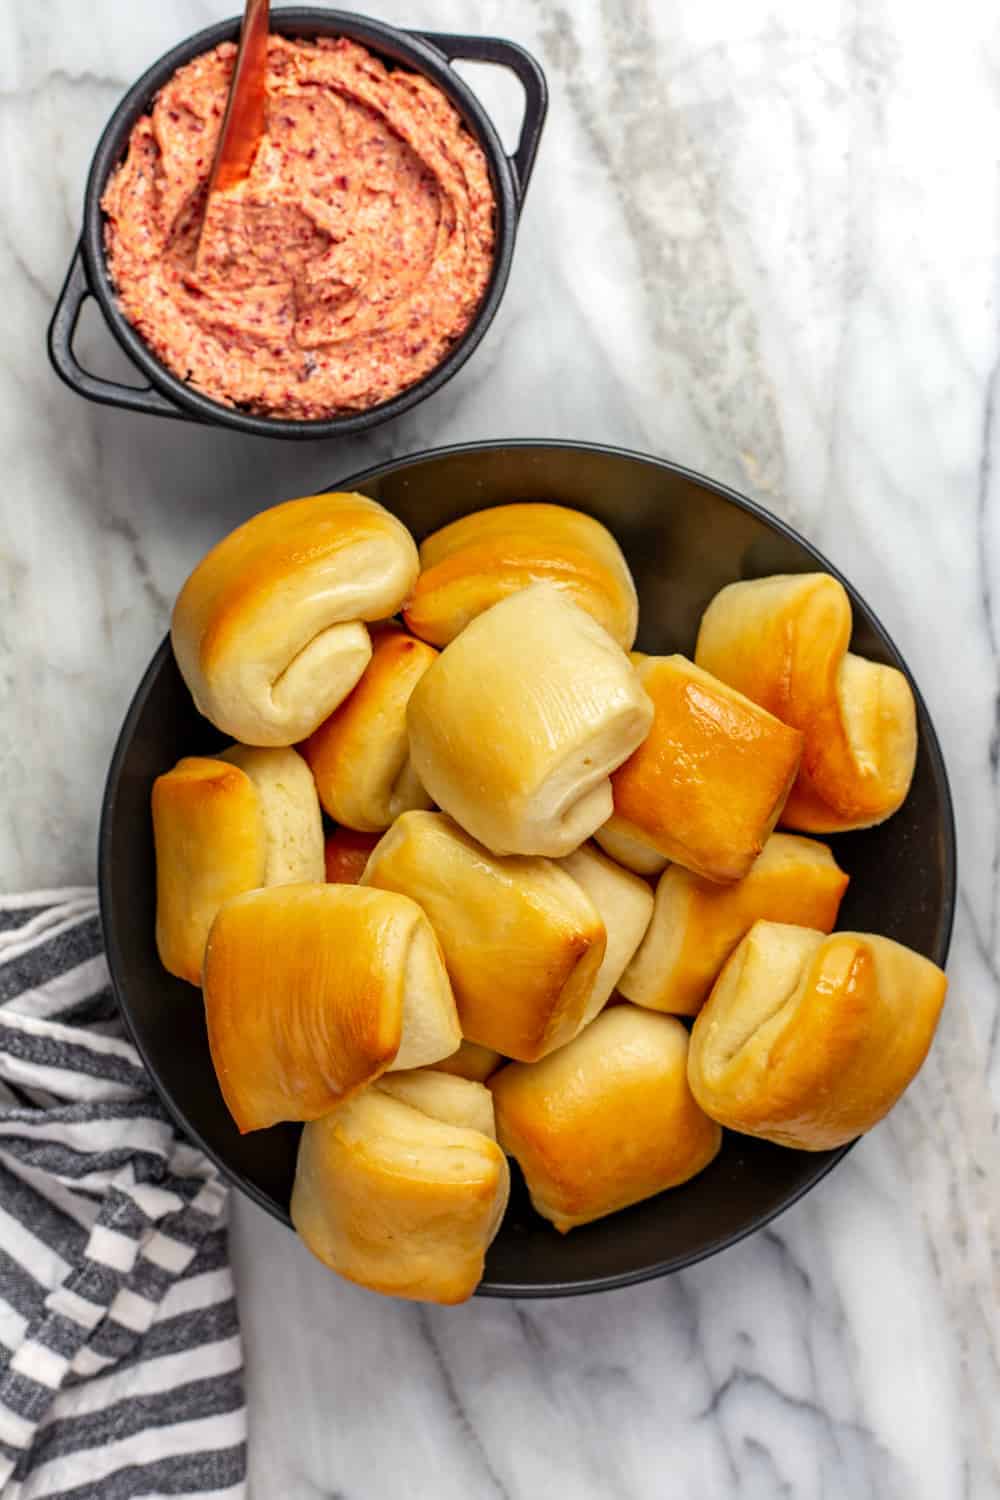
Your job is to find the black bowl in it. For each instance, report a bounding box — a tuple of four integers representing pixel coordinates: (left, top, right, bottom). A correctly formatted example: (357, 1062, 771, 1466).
(99, 441, 956, 1296)
(47, 9, 546, 439)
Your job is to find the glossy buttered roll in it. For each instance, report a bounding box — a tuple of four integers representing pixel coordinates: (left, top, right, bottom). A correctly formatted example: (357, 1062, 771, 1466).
(404, 502, 639, 649)
(407, 583, 654, 857)
(152, 746, 322, 985)
(323, 827, 381, 885)
(557, 843, 654, 1026)
(302, 624, 436, 832)
(593, 814, 668, 877)
(203, 883, 460, 1133)
(620, 833, 849, 1016)
(377, 1068, 498, 1138)
(695, 573, 917, 832)
(292, 1074, 509, 1305)
(362, 811, 606, 1061)
(433, 1040, 505, 1083)
(216, 745, 324, 886)
(172, 492, 419, 747)
(687, 921, 947, 1149)
(490, 1006, 722, 1233)
(609, 655, 803, 882)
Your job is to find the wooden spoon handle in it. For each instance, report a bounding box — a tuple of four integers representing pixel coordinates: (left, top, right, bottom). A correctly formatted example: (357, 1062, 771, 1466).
(205, 0, 271, 197)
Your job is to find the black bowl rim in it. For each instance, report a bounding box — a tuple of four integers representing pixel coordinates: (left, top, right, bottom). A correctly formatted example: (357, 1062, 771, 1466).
(80, 7, 531, 437)
(99, 438, 958, 1297)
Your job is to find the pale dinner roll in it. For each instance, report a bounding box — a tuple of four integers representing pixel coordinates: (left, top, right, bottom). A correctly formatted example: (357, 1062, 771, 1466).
(609, 655, 803, 882)
(403, 502, 639, 649)
(376, 1070, 496, 1139)
(433, 1040, 504, 1083)
(362, 810, 606, 1061)
(695, 573, 917, 832)
(152, 757, 265, 986)
(203, 883, 460, 1133)
(687, 921, 948, 1149)
(217, 745, 324, 885)
(620, 833, 849, 1016)
(593, 815, 668, 877)
(291, 1085, 509, 1304)
(490, 1006, 722, 1233)
(558, 844, 654, 1027)
(324, 827, 381, 884)
(407, 584, 654, 857)
(172, 492, 419, 747)
(302, 624, 436, 831)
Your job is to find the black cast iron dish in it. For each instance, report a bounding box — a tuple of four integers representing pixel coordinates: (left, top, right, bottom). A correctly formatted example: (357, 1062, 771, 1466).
(47, 8, 547, 439)
(99, 442, 956, 1296)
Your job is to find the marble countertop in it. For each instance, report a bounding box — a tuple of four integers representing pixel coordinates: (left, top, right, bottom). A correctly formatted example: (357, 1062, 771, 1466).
(2, 0, 998, 1494)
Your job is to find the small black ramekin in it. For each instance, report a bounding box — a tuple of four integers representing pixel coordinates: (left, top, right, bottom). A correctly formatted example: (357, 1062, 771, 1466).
(47, 8, 547, 439)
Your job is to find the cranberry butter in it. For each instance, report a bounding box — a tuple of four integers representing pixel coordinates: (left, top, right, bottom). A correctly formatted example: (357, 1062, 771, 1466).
(102, 37, 496, 418)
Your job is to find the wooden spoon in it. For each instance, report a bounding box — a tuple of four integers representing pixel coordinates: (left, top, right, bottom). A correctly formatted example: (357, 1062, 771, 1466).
(197, 0, 270, 248)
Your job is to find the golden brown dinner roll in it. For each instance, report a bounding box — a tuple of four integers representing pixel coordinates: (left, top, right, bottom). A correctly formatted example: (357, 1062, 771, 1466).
(619, 833, 848, 1016)
(217, 745, 324, 885)
(403, 502, 639, 649)
(152, 757, 265, 986)
(593, 815, 668, 877)
(687, 921, 948, 1149)
(324, 827, 381, 884)
(291, 1084, 509, 1304)
(695, 573, 917, 832)
(203, 883, 460, 1133)
(434, 1041, 505, 1083)
(407, 584, 654, 857)
(362, 811, 606, 1061)
(172, 492, 419, 747)
(558, 844, 654, 1026)
(609, 655, 803, 882)
(376, 1069, 496, 1138)
(301, 624, 436, 831)
(153, 747, 325, 985)
(490, 1006, 721, 1232)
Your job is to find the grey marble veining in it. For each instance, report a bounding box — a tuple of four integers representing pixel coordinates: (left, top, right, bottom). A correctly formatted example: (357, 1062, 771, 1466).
(1, 1, 998, 1496)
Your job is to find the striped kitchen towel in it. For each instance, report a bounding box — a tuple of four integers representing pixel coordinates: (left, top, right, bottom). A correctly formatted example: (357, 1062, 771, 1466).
(0, 890, 246, 1500)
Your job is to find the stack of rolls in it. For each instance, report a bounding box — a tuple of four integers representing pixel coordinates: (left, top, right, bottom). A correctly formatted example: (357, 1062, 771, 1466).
(152, 490, 946, 1304)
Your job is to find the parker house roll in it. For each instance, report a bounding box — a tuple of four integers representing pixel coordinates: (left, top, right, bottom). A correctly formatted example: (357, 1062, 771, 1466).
(608, 655, 803, 883)
(620, 833, 849, 1017)
(407, 583, 654, 858)
(324, 827, 381, 884)
(203, 883, 460, 1133)
(362, 810, 606, 1062)
(216, 745, 324, 885)
(152, 746, 322, 985)
(590, 662, 672, 877)
(687, 921, 948, 1150)
(557, 844, 655, 1027)
(434, 1040, 505, 1083)
(695, 573, 918, 832)
(292, 1074, 509, 1305)
(302, 623, 436, 832)
(490, 1006, 721, 1233)
(172, 492, 419, 747)
(404, 501, 639, 649)
(593, 815, 668, 878)
(377, 1068, 497, 1139)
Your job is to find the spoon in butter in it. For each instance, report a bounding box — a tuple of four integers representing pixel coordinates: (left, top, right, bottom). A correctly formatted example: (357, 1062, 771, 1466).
(196, 0, 270, 263)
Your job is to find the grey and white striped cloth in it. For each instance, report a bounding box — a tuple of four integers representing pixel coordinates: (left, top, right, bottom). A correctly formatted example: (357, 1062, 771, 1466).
(0, 889, 246, 1500)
